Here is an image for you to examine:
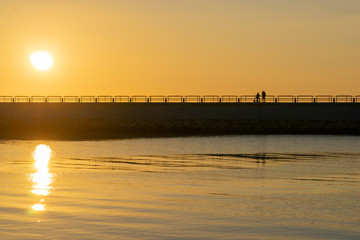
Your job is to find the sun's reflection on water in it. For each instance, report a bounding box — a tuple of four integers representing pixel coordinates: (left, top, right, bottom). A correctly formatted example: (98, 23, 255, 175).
(30, 144, 54, 211)
(31, 203, 46, 211)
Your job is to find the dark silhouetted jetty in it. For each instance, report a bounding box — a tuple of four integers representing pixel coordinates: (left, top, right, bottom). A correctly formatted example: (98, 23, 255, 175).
(1, 95, 360, 139)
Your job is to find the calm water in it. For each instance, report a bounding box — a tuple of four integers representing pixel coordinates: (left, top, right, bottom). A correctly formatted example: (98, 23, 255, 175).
(0, 135, 359, 239)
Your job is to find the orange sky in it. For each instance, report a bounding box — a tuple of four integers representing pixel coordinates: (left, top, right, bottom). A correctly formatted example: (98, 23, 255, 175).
(0, 0, 359, 96)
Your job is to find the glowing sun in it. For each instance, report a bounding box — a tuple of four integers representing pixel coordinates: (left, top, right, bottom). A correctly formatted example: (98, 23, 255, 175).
(30, 51, 54, 71)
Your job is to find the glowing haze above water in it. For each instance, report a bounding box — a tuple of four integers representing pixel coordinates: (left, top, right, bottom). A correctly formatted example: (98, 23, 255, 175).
(0, 0, 359, 95)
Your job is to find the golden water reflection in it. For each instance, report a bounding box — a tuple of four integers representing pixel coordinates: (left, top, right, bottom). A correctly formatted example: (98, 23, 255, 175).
(30, 144, 54, 211)
(31, 203, 46, 211)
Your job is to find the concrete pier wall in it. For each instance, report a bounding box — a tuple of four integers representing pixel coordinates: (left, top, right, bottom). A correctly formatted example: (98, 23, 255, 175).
(0, 103, 360, 138)
(1, 102, 360, 120)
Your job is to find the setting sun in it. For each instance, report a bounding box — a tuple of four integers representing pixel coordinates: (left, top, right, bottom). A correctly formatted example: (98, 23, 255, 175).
(30, 51, 54, 71)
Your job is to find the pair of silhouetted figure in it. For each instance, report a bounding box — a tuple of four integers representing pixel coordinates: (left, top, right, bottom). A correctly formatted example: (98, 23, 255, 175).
(255, 91, 266, 103)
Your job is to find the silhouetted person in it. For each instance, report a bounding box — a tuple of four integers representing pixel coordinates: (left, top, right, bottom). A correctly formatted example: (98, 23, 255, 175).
(256, 92, 260, 103)
(262, 91, 266, 102)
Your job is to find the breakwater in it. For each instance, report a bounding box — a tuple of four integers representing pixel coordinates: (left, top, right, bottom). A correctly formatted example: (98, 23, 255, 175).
(1, 102, 360, 139)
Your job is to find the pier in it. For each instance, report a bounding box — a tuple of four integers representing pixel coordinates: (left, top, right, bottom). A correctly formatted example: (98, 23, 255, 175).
(1, 95, 360, 139)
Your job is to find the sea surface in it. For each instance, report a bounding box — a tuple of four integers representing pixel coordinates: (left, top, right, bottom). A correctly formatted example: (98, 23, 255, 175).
(0, 135, 359, 239)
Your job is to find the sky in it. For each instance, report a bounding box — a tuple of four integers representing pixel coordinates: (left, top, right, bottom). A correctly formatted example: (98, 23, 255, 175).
(0, 0, 359, 96)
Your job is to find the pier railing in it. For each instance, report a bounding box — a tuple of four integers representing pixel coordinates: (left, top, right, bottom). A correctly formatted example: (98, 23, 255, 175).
(0, 95, 359, 103)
